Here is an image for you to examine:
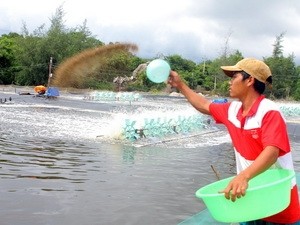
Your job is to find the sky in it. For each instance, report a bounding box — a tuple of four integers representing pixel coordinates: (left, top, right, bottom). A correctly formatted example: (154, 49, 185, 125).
(1, 0, 300, 64)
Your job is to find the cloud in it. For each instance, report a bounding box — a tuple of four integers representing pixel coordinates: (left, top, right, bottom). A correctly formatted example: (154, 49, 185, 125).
(1, 0, 300, 64)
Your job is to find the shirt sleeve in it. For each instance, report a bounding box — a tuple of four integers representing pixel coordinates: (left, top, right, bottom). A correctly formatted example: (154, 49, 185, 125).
(261, 110, 290, 154)
(209, 102, 230, 124)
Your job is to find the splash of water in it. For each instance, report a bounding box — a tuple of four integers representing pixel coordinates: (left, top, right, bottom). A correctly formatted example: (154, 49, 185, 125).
(98, 106, 212, 142)
(95, 98, 300, 143)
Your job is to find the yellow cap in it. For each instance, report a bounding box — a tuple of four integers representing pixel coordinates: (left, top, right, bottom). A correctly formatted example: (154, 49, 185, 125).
(221, 58, 272, 83)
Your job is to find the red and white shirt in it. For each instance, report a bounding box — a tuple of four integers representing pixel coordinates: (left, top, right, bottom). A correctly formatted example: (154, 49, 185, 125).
(209, 95, 300, 223)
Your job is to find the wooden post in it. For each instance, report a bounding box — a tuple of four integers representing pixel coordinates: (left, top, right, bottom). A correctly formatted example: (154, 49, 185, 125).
(47, 57, 53, 88)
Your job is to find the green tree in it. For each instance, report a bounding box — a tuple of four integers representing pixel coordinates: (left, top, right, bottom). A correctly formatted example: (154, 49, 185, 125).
(166, 54, 197, 88)
(272, 32, 285, 58)
(264, 33, 298, 99)
(13, 5, 103, 86)
(166, 54, 196, 71)
(0, 33, 20, 84)
(195, 60, 214, 91)
(294, 66, 300, 100)
(14, 24, 48, 85)
(203, 51, 243, 95)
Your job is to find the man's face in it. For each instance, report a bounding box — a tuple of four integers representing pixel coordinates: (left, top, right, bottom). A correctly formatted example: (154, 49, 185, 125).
(228, 72, 249, 98)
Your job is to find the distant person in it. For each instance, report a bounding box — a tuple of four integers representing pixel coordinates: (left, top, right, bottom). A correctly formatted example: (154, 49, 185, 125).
(34, 85, 46, 95)
(168, 58, 300, 225)
(38, 90, 46, 95)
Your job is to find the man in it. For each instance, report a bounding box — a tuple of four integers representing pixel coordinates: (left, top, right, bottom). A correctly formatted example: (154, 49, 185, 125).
(168, 58, 300, 224)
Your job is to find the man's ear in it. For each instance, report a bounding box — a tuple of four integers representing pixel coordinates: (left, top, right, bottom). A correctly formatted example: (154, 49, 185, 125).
(247, 76, 255, 86)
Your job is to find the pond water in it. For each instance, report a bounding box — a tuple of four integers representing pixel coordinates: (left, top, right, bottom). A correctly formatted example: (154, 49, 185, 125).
(0, 90, 299, 225)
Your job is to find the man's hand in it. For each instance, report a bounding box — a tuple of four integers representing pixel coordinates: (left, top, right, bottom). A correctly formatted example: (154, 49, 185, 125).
(167, 71, 183, 88)
(219, 173, 249, 202)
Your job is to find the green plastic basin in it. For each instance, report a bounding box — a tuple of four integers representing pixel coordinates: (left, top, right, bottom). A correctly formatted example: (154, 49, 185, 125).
(195, 169, 295, 223)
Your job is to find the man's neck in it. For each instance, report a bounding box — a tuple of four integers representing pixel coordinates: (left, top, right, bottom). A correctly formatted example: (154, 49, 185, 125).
(240, 92, 261, 117)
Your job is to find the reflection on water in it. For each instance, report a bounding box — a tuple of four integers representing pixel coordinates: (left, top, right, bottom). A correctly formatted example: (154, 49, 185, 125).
(0, 93, 299, 225)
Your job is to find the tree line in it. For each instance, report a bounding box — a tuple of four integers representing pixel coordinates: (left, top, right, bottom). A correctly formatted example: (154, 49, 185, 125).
(1, 5, 300, 100)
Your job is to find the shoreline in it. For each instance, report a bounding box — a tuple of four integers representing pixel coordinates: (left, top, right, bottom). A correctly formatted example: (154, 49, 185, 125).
(1, 84, 300, 104)
(1, 84, 300, 109)
(1, 84, 300, 103)
(1, 84, 300, 111)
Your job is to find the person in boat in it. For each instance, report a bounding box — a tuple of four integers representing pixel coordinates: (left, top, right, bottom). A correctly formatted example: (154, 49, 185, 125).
(168, 58, 300, 225)
(34, 85, 46, 95)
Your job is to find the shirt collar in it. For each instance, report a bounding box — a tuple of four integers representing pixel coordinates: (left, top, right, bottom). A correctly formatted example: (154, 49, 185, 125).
(237, 95, 265, 119)
(247, 95, 265, 117)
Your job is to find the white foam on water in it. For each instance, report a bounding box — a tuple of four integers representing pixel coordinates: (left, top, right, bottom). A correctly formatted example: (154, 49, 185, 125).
(2, 95, 300, 145)
(0, 103, 113, 141)
(99, 105, 207, 140)
(182, 130, 231, 148)
(86, 100, 300, 145)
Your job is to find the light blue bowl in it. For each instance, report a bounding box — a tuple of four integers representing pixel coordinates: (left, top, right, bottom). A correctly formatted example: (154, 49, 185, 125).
(146, 59, 171, 83)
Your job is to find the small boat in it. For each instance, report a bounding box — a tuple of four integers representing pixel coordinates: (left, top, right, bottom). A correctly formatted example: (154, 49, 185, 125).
(178, 173, 300, 225)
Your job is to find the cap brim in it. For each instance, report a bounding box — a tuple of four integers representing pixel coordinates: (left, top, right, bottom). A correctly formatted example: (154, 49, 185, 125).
(221, 66, 242, 77)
